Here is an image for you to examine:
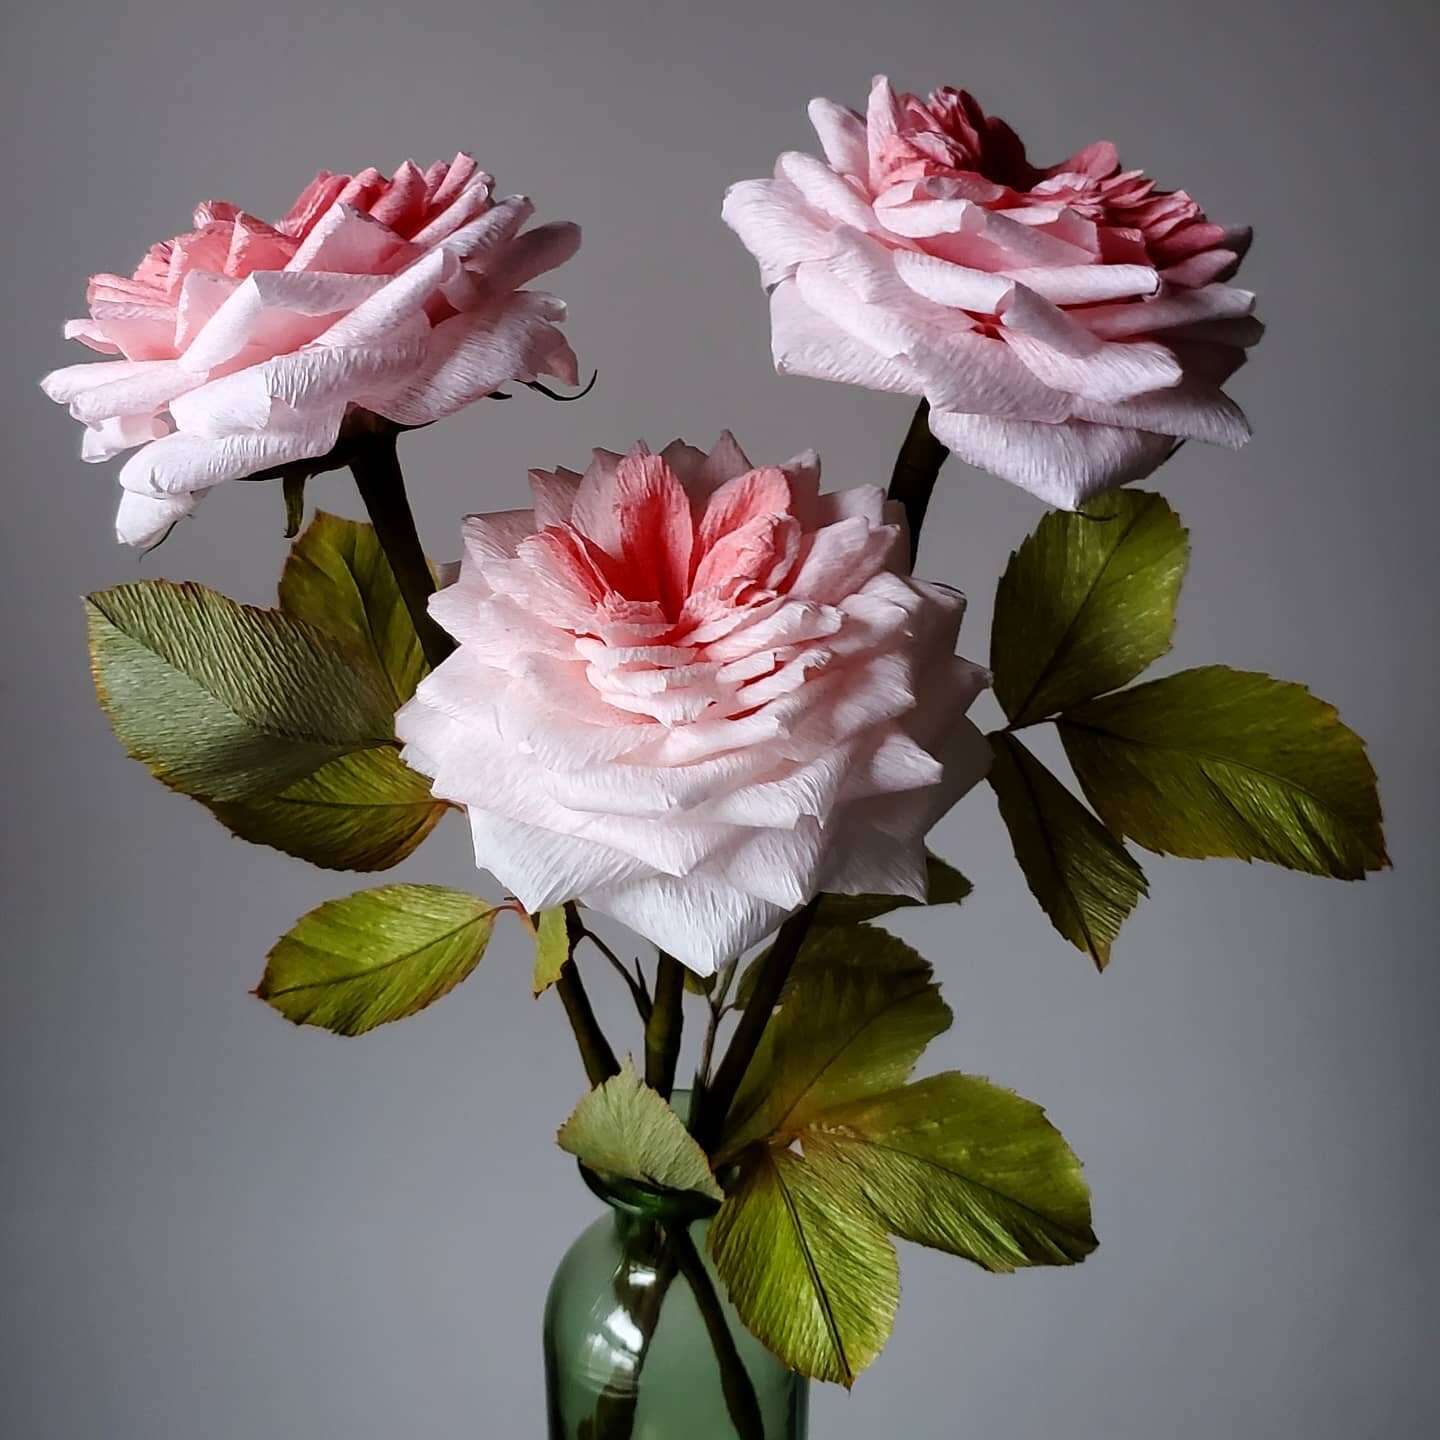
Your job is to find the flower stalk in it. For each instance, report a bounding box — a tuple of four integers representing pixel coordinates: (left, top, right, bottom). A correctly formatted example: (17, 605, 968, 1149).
(348, 432, 456, 672)
(644, 953, 686, 1098)
(558, 904, 622, 1086)
(887, 398, 950, 569)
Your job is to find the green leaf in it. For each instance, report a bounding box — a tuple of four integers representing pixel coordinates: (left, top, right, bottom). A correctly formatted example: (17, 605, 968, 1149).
(708, 1145, 898, 1387)
(278, 511, 428, 705)
(208, 747, 446, 872)
(812, 854, 973, 927)
(532, 907, 571, 997)
(803, 1073, 1096, 1272)
(733, 923, 933, 1014)
(987, 731, 1147, 969)
(991, 490, 1188, 726)
(720, 933, 950, 1161)
(556, 1057, 723, 1201)
(257, 884, 498, 1035)
(733, 856, 970, 1009)
(86, 580, 396, 802)
(1059, 666, 1388, 879)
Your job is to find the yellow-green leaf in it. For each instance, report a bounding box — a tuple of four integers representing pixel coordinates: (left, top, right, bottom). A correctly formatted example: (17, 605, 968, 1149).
(257, 884, 497, 1035)
(708, 1145, 897, 1387)
(1060, 666, 1388, 878)
(208, 747, 446, 871)
(278, 511, 428, 705)
(991, 490, 1188, 726)
(86, 580, 395, 802)
(532, 907, 571, 996)
(987, 731, 1147, 969)
(719, 934, 950, 1161)
(557, 1058, 722, 1201)
(803, 1073, 1097, 1272)
(733, 865, 964, 1012)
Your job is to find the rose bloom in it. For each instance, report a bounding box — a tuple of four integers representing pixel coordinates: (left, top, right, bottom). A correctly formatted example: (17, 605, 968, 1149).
(42, 154, 579, 546)
(396, 434, 989, 974)
(724, 77, 1261, 507)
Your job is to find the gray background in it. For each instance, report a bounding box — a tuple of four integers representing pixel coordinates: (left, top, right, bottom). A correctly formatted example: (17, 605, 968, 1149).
(3, 1, 1436, 1435)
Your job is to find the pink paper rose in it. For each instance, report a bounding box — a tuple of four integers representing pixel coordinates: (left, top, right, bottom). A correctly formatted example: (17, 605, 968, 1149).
(396, 434, 990, 973)
(42, 154, 580, 546)
(724, 77, 1261, 507)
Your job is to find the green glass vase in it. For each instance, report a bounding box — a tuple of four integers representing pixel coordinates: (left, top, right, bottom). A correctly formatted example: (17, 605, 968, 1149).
(543, 1170, 810, 1439)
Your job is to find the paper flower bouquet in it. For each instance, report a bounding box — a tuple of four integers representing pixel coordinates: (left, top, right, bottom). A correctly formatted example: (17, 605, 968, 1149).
(44, 78, 1385, 1440)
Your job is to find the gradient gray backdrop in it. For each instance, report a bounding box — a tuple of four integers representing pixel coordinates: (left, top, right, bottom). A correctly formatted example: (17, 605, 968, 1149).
(4, 2, 1436, 1436)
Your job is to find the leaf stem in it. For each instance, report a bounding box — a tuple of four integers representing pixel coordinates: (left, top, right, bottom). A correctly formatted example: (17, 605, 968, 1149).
(555, 915, 622, 1088)
(348, 433, 456, 671)
(690, 898, 820, 1153)
(644, 953, 685, 1099)
(581, 925, 652, 1022)
(886, 398, 950, 569)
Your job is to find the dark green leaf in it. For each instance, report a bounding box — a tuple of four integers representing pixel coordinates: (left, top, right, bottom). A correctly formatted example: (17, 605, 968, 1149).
(532, 907, 571, 996)
(1060, 666, 1388, 878)
(803, 1073, 1096, 1272)
(720, 933, 949, 1161)
(988, 731, 1146, 969)
(991, 490, 1188, 726)
(279, 511, 428, 705)
(556, 1057, 723, 1201)
(257, 884, 497, 1035)
(708, 1145, 898, 1387)
(208, 747, 446, 871)
(86, 580, 395, 802)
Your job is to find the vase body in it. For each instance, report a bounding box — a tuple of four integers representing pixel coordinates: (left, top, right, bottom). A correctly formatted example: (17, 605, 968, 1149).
(544, 1202, 809, 1439)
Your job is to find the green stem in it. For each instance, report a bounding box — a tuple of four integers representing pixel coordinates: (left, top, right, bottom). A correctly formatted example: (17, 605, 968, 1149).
(348, 433, 456, 671)
(690, 898, 820, 1153)
(886, 398, 950, 569)
(557, 905, 621, 1087)
(645, 953, 685, 1098)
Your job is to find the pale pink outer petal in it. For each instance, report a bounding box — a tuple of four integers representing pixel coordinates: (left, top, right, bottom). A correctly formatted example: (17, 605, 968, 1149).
(929, 407, 1178, 508)
(721, 179, 837, 288)
(580, 872, 786, 977)
(360, 294, 575, 425)
(117, 403, 345, 496)
(769, 280, 923, 396)
(81, 413, 170, 461)
(807, 97, 870, 180)
(115, 489, 200, 547)
(999, 284, 1184, 404)
(776, 152, 878, 233)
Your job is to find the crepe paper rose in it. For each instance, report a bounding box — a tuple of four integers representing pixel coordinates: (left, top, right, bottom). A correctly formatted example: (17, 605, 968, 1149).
(723, 77, 1262, 508)
(395, 433, 990, 974)
(41, 154, 580, 546)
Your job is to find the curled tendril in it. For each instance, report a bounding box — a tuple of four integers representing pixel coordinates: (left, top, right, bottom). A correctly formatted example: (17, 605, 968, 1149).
(525, 370, 598, 403)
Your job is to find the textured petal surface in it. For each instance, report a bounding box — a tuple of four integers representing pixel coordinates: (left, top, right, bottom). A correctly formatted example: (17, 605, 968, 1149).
(395, 436, 989, 973)
(723, 75, 1261, 502)
(41, 152, 579, 546)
